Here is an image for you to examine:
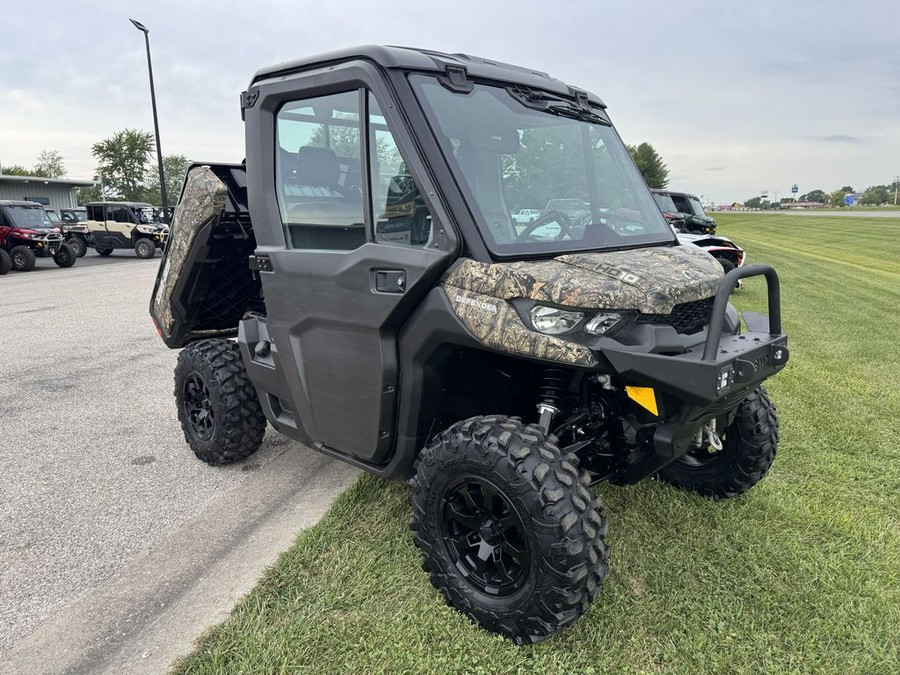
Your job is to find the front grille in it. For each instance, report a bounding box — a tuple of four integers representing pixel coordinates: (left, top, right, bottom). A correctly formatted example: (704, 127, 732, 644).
(637, 297, 714, 334)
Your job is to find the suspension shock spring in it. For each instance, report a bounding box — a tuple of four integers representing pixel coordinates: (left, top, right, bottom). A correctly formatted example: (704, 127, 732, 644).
(536, 368, 569, 433)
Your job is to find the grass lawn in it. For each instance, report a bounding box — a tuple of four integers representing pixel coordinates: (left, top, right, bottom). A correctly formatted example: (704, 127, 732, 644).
(175, 213, 900, 674)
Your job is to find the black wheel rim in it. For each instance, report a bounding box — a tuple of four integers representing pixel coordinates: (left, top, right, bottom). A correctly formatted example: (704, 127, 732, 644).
(13, 251, 25, 267)
(439, 476, 530, 596)
(183, 372, 215, 440)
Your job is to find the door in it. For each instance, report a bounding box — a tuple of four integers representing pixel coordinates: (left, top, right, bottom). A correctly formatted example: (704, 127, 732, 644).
(257, 88, 454, 463)
(106, 204, 134, 248)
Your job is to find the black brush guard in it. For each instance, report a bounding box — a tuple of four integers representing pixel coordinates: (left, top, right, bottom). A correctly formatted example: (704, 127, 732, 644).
(603, 264, 789, 407)
(600, 264, 789, 482)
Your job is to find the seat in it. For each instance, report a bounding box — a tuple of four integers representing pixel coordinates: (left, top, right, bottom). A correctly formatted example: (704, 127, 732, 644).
(293, 146, 344, 198)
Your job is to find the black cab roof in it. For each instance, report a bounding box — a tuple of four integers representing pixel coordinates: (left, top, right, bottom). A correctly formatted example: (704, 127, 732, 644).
(651, 189, 701, 201)
(0, 200, 44, 207)
(251, 45, 605, 108)
(85, 201, 154, 208)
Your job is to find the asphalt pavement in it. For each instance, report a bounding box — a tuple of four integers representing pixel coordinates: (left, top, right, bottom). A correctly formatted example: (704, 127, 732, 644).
(0, 251, 358, 672)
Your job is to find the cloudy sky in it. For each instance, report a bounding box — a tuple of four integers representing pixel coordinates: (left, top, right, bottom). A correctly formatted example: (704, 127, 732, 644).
(2, 0, 898, 203)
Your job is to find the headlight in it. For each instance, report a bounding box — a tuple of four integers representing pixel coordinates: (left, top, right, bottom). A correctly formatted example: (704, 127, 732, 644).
(585, 312, 624, 335)
(530, 305, 584, 335)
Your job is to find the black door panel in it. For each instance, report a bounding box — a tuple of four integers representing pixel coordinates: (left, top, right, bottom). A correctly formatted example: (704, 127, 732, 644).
(261, 242, 447, 461)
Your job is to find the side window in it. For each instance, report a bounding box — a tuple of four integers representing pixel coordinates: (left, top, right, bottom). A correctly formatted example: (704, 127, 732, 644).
(369, 93, 434, 247)
(87, 205, 103, 221)
(275, 91, 365, 250)
(109, 206, 131, 223)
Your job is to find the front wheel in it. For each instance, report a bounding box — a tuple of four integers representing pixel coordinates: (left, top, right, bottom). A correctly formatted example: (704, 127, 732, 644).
(409, 416, 609, 644)
(10, 245, 36, 271)
(658, 386, 779, 498)
(53, 243, 77, 268)
(134, 238, 156, 259)
(174, 339, 266, 465)
(67, 236, 87, 257)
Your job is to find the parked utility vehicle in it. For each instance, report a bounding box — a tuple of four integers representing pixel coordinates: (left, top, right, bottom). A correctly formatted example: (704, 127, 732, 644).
(651, 189, 717, 234)
(76, 201, 167, 258)
(0, 200, 77, 271)
(151, 46, 789, 644)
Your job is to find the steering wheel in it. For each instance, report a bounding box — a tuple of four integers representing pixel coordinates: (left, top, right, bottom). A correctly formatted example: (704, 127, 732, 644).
(516, 210, 574, 242)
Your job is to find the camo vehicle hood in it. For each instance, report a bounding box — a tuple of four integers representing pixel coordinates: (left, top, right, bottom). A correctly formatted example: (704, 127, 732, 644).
(443, 245, 724, 367)
(445, 245, 723, 313)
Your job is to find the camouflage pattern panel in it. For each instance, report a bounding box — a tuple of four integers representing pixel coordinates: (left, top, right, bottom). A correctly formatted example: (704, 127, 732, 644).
(446, 288, 597, 367)
(558, 246, 724, 313)
(445, 245, 723, 314)
(152, 166, 228, 336)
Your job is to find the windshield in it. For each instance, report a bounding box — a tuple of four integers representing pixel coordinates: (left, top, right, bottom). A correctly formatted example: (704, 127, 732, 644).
(62, 209, 86, 222)
(136, 207, 161, 224)
(45, 210, 61, 223)
(652, 193, 680, 214)
(410, 76, 675, 256)
(4, 205, 52, 230)
(688, 197, 707, 217)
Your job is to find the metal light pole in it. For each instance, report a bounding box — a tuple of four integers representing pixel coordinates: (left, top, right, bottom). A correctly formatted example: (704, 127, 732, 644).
(130, 18, 169, 222)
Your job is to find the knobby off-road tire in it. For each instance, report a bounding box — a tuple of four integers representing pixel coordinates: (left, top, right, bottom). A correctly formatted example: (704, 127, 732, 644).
(67, 236, 87, 257)
(10, 245, 36, 271)
(409, 416, 609, 644)
(174, 339, 266, 465)
(95, 248, 113, 256)
(134, 238, 156, 259)
(0, 249, 11, 275)
(717, 257, 736, 275)
(658, 386, 779, 499)
(53, 243, 77, 268)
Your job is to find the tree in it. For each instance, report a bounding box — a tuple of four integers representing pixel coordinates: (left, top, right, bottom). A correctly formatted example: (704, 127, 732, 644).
(799, 189, 826, 203)
(33, 150, 67, 178)
(0, 163, 32, 176)
(91, 129, 155, 201)
(143, 154, 192, 206)
(626, 142, 669, 189)
(861, 185, 890, 205)
(827, 189, 849, 207)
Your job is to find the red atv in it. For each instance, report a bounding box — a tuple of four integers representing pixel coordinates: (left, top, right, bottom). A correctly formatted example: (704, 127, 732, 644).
(0, 200, 76, 271)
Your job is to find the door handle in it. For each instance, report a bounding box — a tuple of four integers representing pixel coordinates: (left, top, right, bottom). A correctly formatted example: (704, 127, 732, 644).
(374, 269, 405, 293)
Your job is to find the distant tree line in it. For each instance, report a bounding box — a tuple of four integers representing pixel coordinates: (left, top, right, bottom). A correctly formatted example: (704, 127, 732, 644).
(0, 130, 191, 207)
(744, 181, 899, 209)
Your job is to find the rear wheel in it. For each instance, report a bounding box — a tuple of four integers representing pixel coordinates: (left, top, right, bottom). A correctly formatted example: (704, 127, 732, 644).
(10, 246, 36, 271)
(96, 248, 114, 256)
(53, 243, 77, 268)
(66, 236, 87, 257)
(134, 238, 156, 259)
(174, 339, 266, 465)
(409, 416, 609, 644)
(658, 387, 779, 498)
(0, 249, 10, 275)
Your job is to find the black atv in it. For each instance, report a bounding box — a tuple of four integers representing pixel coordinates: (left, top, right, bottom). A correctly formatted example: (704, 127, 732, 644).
(151, 46, 789, 645)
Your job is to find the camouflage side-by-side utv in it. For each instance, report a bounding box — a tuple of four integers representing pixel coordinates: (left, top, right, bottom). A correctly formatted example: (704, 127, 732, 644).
(151, 46, 789, 644)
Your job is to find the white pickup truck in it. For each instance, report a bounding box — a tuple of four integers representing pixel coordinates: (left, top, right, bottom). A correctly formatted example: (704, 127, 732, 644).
(512, 209, 541, 224)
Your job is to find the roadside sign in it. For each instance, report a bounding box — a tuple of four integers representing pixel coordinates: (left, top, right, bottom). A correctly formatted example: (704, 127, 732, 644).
(844, 194, 855, 206)
(791, 184, 799, 194)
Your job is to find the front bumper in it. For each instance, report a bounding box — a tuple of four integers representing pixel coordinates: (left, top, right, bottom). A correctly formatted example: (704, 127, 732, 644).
(34, 235, 64, 257)
(605, 264, 788, 406)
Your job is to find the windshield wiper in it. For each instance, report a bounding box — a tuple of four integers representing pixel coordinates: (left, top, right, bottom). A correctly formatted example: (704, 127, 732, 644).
(545, 103, 610, 125)
(507, 87, 611, 126)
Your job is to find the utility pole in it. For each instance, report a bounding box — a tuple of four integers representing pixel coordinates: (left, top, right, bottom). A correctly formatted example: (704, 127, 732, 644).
(130, 19, 169, 222)
(895, 175, 899, 206)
